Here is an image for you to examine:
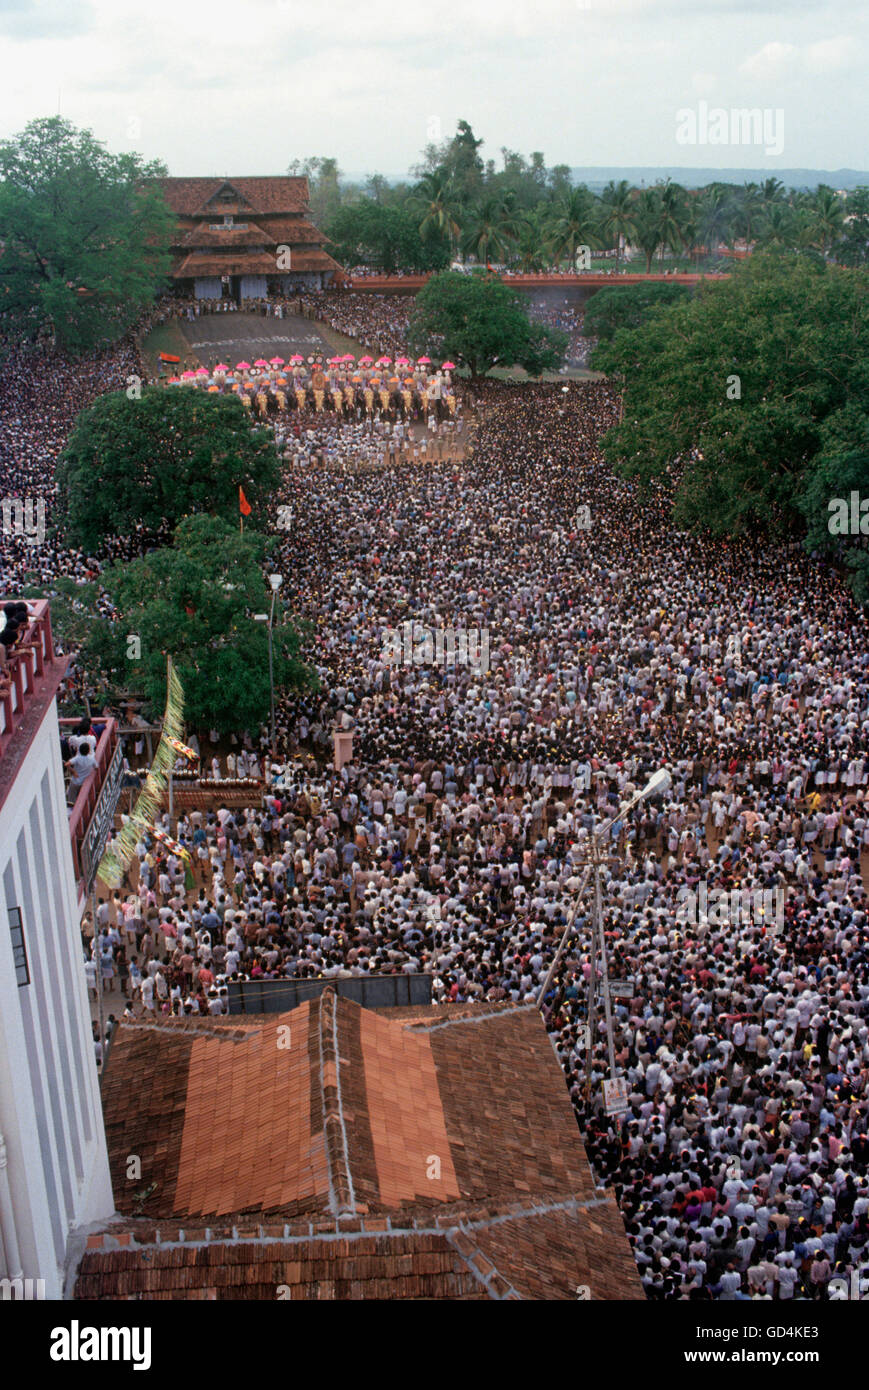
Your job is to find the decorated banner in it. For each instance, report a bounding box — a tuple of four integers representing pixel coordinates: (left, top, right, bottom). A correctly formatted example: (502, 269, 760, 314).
(168, 737, 198, 762)
(152, 827, 191, 861)
(295, 388, 307, 412)
(96, 658, 185, 889)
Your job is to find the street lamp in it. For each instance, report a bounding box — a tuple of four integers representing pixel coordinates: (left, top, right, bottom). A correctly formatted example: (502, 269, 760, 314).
(536, 766, 671, 1106)
(267, 574, 283, 756)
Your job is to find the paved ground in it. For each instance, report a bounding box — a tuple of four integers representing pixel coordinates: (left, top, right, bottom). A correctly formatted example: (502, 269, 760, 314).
(176, 312, 336, 370)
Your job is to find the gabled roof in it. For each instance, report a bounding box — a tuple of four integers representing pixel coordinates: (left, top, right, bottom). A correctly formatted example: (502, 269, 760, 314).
(83, 990, 642, 1300)
(170, 248, 341, 279)
(154, 177, 310, 217)
(179, 221, 273, 248)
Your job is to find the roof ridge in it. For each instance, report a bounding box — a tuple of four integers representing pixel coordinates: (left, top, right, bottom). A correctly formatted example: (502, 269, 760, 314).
(403, 1001, 539, 1033)
(317, 989, 356, 1217)
(444, 1229, 522, 1300)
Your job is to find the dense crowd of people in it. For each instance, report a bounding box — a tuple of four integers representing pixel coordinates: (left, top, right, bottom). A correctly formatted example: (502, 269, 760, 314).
(297, 290, 415, 359)
(5, 294, 869, 1301)
(527, 296, 598, 366)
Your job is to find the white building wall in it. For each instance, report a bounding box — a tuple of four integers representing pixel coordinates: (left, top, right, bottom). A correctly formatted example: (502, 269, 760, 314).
(0, 700, 113, 1298)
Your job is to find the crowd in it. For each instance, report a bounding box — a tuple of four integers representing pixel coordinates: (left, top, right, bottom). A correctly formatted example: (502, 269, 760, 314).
(297, 290, 415, 360)
(273, 412, 466, 472)
(527, 297, 598, 367)
(5, 294, 869, 1300)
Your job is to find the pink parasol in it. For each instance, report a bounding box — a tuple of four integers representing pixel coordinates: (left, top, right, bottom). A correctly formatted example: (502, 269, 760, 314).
(442, 361, 456, 370)
(359, 355, 374, 364)
(195, 367, 209, 376)
(236, 360, 251, 370)
(253, 358, 269, 368)
(376, 356, 391, 366)
(417, 356, 431, 364)
(214, 362, 231, 371)
(269, 356, 285, 365)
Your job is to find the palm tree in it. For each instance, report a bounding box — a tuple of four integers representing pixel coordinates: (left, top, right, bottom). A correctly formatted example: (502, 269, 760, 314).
(736, 182, 764, 246)
(411, 169, 462, 258)
(809, 186, 845, 255)
(598, 179, 636, 273)
(655, 180, 688, 266)
(755, 202, 800, 249)
(760, 176, 786, 207)
(631, 188, 662, 273)
(696, 186, 737, 259)
(545, 187, 600, 270)
(461, 191, 521, 266)
(514, 209, 550, 272)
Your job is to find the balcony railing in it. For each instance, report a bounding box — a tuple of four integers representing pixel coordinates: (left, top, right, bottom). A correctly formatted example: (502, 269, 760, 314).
(0, 599, 59, 757)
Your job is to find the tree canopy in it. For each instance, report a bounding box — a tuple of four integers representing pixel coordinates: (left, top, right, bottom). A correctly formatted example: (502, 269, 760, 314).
(57, 387, 281, 550)
(324, 199, 450, 273)
(0, 116, 172, 355)
(408, 270, 566, 378)
(70, 515, 315, 735)
(591, 252, 869, 566)
(583, 283, 691, 342)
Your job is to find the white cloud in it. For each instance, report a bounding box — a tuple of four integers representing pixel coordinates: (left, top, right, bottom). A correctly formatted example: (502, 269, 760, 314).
(690, 72, 718, 94)
(739, 41, 798, 80)
(804, 36, 855, 71)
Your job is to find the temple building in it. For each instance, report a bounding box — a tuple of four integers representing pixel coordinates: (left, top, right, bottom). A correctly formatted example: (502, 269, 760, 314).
(155, 176, 342, 301)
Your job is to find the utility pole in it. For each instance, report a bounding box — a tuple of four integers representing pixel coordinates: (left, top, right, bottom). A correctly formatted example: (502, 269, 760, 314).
(536, 768, 671, 1106)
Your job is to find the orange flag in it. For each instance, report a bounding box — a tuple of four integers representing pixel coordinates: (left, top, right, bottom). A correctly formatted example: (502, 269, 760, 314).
(239, 486, 252, 516)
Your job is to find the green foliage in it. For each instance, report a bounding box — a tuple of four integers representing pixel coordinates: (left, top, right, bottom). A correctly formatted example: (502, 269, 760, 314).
(325, 199, 449, 273)
(75, 515, 316, 734)
(584, 283, 691, 341)
(836, 186, 869, 267)
(798, 440, 869, 604)
(592, 254, 869, 589)
(0, 116, 172, 356)
(408, 270, 566, 377)
(57, 387, 281, 550)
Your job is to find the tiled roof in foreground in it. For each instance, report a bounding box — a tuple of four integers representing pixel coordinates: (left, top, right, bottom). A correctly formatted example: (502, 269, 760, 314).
(82, 990, 642, 1300)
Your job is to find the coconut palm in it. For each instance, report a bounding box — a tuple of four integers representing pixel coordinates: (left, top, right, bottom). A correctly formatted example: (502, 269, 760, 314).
(655, 180, 688, 266)
(598, 179, 636, 273)
(696, 186, 738, 258)
(411, 169, 462, 257)
(736, 182, 765, 245)
(808, 186, 845, 255)
(514, 209, 551, 272)
(631, 188, 662, 273)
(545, 186, 600, 270)
(755, 201, 800, 249)
(461, 191, 521, 266)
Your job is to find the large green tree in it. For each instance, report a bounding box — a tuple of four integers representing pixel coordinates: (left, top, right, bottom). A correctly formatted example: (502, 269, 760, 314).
(799, 440, 869, 604)
(592, 252, 869, 546)
(325, 199, 449, 273)
(75, 515, 314, 734)
(57, 388, 280, 550)
(408, 270, 566, 378)
(583, 282, 691, 342)
(0, 116, 172, 356)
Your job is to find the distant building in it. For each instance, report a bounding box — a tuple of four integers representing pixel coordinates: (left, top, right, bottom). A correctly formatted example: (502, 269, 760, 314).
(74, 989, 642, 1300)
(155, 176, 342, 301)
(0, 599, 114, 1299)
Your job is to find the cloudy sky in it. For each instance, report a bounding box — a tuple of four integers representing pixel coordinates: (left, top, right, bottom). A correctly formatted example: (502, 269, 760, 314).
(0, 0, 865, 178)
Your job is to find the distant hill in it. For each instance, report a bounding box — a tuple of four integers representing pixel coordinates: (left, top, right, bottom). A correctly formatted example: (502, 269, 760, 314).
(344, 166, 868, 193)
(566, 167, 869, 193)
